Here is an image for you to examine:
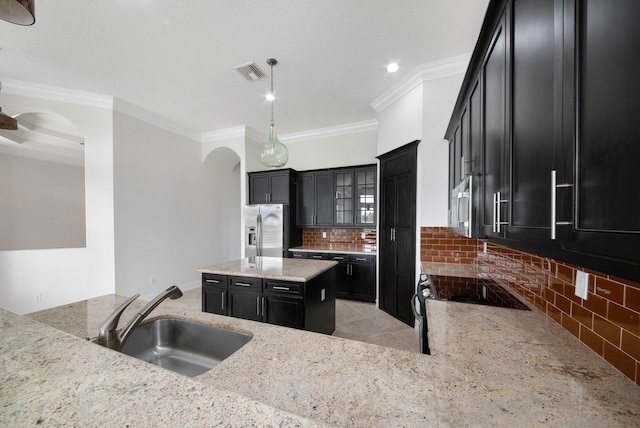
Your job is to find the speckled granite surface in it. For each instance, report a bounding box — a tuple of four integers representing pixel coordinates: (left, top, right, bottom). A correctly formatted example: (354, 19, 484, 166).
(10, 290, 640, 427)
(289, 244, 376, 255)
(198, 256, 337, 282)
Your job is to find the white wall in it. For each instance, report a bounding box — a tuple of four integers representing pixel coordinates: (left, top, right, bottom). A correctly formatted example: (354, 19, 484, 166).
(419, 73, 465, 227)
(0, 93, 115, 315)
(113, 111, 241, 299)
(0, 153, 86, 250)
(376, 87, 423, 157)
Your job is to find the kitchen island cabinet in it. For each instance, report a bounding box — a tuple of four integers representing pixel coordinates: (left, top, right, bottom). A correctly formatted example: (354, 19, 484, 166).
(12, 287, 640, 427)
(199, 257, 336, 334)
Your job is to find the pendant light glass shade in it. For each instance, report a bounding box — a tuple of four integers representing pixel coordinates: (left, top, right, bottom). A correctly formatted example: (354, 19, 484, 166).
(258, 124, 288, 168)
(0, 0, 35, 25)
(258, 58, 288, 168)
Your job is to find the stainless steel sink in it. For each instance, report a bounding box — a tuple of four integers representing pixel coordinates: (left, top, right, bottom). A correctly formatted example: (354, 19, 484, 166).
(120, 318, 252, 377)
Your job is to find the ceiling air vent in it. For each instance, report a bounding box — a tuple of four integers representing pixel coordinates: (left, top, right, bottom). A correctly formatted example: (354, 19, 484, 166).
(234, 62, 268, 81)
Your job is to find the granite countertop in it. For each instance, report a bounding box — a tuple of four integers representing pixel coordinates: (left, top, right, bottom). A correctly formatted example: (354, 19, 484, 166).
(289, 244, 376, 255)
(198, 256, 337, 282)
(5, 287, 640, 426)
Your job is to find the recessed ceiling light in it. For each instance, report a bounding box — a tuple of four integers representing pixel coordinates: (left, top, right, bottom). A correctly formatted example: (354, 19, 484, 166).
(386, 63, 399, 73)
(265, 93, 276, 102)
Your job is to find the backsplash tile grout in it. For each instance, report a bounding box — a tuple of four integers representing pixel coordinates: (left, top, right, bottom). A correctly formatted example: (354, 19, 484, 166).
(420, 226, 640, 386)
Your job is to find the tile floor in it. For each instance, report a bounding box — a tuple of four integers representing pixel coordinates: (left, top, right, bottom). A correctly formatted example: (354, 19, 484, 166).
(333, 298, 419, 353)
(177, 288, 419, 354)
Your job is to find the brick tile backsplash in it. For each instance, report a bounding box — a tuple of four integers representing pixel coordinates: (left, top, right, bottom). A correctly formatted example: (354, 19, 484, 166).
(302, 228, 377, 246)
(420, 226, 640, 386)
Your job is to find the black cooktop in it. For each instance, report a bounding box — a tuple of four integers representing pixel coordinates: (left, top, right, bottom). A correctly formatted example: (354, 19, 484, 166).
(426, 275, 530, 310)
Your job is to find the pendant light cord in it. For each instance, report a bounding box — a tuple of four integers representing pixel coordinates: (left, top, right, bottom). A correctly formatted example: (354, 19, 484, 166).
(270, 61, 275, 127)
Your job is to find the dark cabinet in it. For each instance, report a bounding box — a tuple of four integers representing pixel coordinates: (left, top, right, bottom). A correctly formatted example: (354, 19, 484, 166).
(328, 253, 375, 302)
(560, 0, 640, 270)
(296, 171, 333, 226)
(248, 169, 296, 204)
(378, 141, 419, 326)
(202, 273, 228, 316)
(334, 169, 354, 226)
(227, 276, 263, 322)
(505, 0, 560, 245)
(480, 10, 509, 238)
(263, 280, 304, 330)
(446, 0, 640, 282)
(355, 167, 377, 227)
(296, 165, 376, 228)
(201, 268, 337, 334)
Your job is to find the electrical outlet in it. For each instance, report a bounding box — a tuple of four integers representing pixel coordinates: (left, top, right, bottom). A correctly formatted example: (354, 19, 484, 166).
(149, 277, 156, 287)
(36, 293, 42, 303)
(361, 232, 366, 239)
(483, 242, 487, 253)
(322, 232, 327, 239)
(575, 270, 589, 300)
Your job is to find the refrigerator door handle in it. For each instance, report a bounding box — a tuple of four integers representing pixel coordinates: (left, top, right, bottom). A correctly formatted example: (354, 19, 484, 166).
(256, 213, 263, 257)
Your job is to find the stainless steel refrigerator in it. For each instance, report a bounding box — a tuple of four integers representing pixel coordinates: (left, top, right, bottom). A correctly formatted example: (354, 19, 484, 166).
(245, 204, 295, 258)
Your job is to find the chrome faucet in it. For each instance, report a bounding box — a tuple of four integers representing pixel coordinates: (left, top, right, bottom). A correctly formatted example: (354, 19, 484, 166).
(97, 285, 183, 351)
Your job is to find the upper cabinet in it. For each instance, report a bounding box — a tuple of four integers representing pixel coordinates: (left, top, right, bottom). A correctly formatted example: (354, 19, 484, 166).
(296, 165, 377, 228)
(248, 169, 296, 205)
(446, 0, 640, 282)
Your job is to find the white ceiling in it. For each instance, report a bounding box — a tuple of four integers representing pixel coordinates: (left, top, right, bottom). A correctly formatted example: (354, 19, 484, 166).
(0, 0, 489, 138)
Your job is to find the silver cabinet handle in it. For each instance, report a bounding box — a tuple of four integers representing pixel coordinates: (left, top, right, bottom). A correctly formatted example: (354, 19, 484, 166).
(550, 169, 573, 240)
(261, 296, 266, 317)
(221, 292, 225, 311)
(354, 257, 367, 261)
(272, 286, 290, 291)
(256, 296, 261, 316)
(333, 256, 345, 260)
(551, 170, 557, 240)
(312, 255, 323, 259)
(205, 279, 219, 284)
(492, 192, 497, 233)
(496, 191, 509, 233)
(236, 282, 252, 287)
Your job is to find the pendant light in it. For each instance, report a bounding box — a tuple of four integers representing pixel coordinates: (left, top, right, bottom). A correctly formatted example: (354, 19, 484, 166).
(0, 0, 35, 26)
(0, 81, 18, 130)
(258, 58, 288, 168)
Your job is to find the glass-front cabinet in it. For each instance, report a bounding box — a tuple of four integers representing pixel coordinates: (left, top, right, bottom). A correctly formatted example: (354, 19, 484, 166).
(355, 167, 376, 227)
(334, 170, 354, 226)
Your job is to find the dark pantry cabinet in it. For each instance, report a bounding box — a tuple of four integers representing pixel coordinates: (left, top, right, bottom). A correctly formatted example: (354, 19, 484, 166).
(378, 141, 419, 326)
(446, 0, 640, 282)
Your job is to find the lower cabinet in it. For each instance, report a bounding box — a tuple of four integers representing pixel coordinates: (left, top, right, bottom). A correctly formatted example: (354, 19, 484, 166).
(291, 251, 376, 303)
(201, 269, 336, 334)
(202, 273, 228, 315)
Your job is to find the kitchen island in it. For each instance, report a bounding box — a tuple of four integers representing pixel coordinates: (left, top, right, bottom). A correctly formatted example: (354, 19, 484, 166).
(3, 286, 639, 426)
(198, 256, 337, 334)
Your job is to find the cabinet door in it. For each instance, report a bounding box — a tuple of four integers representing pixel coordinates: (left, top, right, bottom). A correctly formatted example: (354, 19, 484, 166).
(355, 168, 376, 227)
(350, 260, 375, 303)
(329, 256, 350, 298)
(203, 286, 226, 315)
(481, 12, 508, 238)
(334, 170, 354, 226)
(561, 0, 640, 267)
(296, 172, 315, 226)
(263, 294, 304, 330)
(268, 171, 290, 204)
(314, 172, 334, 226)
(248, 173, 269, 204)
(506, 0, 560, 245)
(228, 290, 262, 322)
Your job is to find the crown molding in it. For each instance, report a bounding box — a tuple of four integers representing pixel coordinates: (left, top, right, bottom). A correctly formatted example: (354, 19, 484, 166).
(279, 119, 378, 143)
(112, 98, 201, 141)
(0, 78, 113, 109)
(370, 54, 471, 113)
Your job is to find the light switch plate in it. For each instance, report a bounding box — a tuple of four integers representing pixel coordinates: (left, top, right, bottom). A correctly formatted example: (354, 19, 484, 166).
(575, 270, 589, 300)
(322, 232, 327, 239)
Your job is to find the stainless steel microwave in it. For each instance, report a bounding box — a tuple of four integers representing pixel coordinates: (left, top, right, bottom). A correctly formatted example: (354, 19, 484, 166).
(449, 176, 472, 238)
